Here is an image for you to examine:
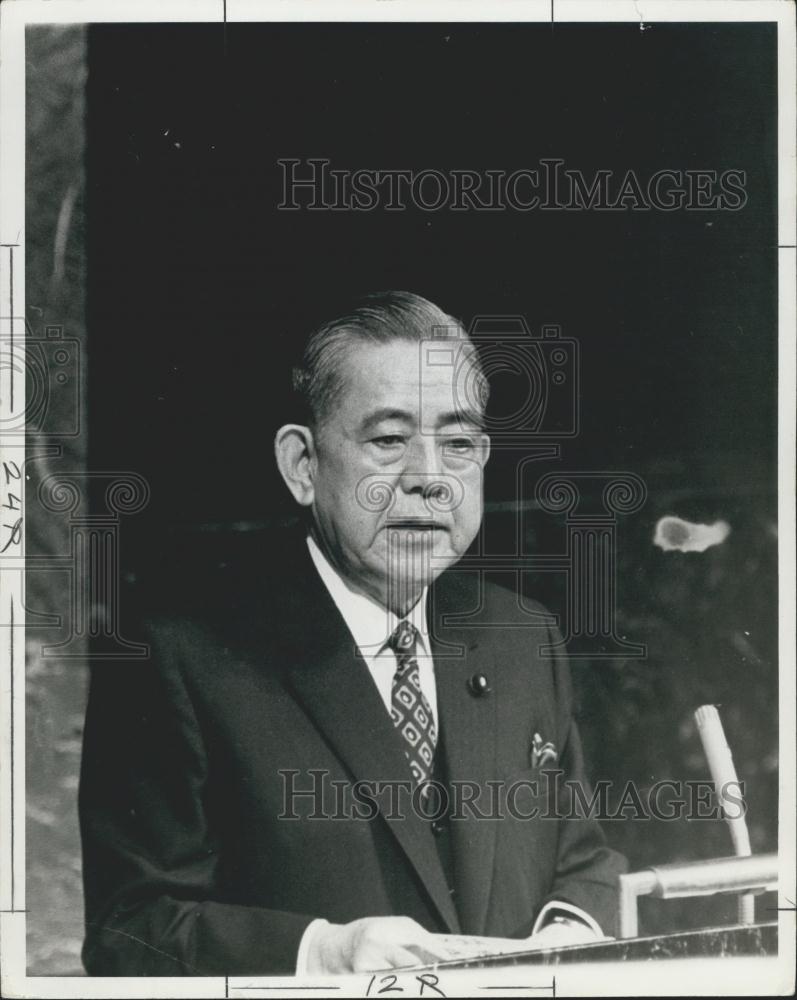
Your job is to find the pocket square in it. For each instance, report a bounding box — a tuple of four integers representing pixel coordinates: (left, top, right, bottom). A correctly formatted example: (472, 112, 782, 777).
(531, 732, 558, 769)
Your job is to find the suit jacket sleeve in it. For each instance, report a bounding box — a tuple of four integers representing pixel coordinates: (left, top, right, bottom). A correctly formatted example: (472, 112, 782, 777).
(79, 619, 314, 976)
(527, 622, 627, 937)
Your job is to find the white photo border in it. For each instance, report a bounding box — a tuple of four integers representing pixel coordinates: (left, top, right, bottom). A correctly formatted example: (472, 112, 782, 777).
(1, 0, 794, 996)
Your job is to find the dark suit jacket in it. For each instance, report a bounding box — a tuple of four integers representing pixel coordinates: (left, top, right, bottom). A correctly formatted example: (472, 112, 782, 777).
(79, 527, 626, 975)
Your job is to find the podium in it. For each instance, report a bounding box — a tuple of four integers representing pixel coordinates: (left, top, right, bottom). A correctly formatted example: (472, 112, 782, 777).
(426, 852, 779, 969)
(428, 923, 777, 970)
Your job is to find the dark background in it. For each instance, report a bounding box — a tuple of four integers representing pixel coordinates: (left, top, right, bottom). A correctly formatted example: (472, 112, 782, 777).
(86, 22, 776, 522)
(27, 21, 778, 973)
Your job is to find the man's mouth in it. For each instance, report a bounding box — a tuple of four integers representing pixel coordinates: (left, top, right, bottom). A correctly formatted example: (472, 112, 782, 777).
(384, 519, 446, 532)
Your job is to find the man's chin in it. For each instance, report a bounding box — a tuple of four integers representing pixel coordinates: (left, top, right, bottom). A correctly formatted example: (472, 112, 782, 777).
(383, 543, 453, 568)
(380, 563, 450, 600)
(370, 539, 462, 599)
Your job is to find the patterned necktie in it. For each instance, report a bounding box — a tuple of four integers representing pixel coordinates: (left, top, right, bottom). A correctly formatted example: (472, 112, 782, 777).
(387, 620, 437, 789)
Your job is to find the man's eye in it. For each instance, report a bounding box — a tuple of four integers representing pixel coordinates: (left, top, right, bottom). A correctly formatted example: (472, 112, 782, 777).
(444, 437, 476, 452)
(372, 435, 406, 448)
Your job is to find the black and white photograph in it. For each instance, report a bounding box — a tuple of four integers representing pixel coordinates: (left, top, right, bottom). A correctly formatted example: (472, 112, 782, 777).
(0, 1, 794, 996)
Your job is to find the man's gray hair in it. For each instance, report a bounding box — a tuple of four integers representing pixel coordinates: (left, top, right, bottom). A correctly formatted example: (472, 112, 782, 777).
(292, 290, 489, 427)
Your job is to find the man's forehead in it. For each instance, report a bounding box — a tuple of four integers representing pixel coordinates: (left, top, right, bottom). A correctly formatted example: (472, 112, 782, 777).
(334, 338, 482, 425)
(341, 337, 479, 396)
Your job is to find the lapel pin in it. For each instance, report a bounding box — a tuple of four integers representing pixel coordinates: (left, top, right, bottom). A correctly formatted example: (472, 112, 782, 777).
(468, 673, 491, 697)
(531, 732, 558, 768)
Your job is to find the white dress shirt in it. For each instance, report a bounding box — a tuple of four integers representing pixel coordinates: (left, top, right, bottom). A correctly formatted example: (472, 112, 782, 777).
(306, 533, 438, 726)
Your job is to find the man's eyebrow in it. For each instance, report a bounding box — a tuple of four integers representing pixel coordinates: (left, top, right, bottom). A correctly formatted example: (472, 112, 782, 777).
(359, 408, 415, 432)
(435, 409, 486, 431)
(358, 408, 487, 433)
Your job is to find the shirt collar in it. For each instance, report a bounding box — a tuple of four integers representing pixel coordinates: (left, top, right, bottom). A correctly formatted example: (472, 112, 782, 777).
(306, 533, 429, 654)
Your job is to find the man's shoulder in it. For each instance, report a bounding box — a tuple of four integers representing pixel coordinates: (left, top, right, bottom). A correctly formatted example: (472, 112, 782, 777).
(121, 520, 311, 634)
(434, 565, 557, 627)
(107, 522, 326, 694)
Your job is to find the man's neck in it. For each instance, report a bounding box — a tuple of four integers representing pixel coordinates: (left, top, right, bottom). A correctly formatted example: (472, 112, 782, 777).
(305, 532, 425, 620)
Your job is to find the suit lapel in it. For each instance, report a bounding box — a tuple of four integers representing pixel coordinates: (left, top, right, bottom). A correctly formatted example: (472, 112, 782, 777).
(282, 541, 460, 933)
(430, 570, 498, 935)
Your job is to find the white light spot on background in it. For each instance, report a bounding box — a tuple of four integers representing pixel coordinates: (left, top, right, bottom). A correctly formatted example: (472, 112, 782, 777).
(653, 515, 731, 553)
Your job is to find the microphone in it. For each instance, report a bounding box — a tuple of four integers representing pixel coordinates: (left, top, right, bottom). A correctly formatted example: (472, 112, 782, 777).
(694, 704, 755, 923)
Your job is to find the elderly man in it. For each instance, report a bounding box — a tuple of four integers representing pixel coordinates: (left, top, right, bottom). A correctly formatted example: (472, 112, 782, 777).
(79, 291, 626, 976)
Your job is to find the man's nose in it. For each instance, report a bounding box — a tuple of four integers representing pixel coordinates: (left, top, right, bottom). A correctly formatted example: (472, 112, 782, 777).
(397, 436, 443, 496)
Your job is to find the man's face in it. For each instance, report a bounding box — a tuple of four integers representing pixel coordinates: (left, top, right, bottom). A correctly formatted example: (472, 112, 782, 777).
(308, 338, 490, 611)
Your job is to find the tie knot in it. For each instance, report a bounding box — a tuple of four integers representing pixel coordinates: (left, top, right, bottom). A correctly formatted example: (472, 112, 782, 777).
(388, 619, 418, 655)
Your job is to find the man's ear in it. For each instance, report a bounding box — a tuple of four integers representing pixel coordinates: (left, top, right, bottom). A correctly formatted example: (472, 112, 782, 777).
(481, 433, 491, 466)
(274, 424, 316, 507)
